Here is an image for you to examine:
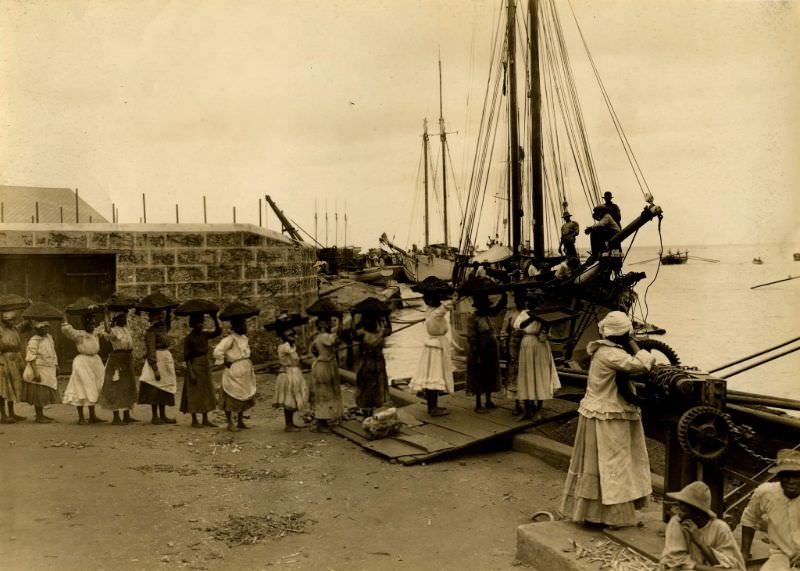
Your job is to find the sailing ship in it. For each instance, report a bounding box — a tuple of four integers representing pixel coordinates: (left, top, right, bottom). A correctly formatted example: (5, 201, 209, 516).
(752, 257, 763, 265)
(660, 249, 689, 265)
(435, 0, 798, 520)
(380, 61, 457, 283)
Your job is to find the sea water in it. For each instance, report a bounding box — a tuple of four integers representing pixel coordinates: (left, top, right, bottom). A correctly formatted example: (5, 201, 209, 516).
(384, 243, 800, 400)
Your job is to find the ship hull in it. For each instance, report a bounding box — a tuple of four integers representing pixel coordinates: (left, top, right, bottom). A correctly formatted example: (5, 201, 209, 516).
(403, 253, 454, 283)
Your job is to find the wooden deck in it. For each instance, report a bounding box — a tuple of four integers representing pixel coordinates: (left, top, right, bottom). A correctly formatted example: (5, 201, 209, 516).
(331, 391, 578, 465)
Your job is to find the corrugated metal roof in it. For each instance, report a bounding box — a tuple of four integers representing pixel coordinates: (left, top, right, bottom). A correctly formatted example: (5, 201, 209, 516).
(0, 186, 108, 223)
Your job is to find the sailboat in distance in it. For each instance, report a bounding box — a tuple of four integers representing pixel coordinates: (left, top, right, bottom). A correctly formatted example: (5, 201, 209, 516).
(381, 59, 458, 283)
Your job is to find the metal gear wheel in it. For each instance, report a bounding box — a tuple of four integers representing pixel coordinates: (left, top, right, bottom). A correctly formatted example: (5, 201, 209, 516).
(676, 405, 732, 461)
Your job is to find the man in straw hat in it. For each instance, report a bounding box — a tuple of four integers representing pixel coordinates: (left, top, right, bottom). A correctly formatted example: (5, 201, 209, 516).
(559, 210, 580, 260)
(740, 449, 800, 570)
(660, 480, 746, 570)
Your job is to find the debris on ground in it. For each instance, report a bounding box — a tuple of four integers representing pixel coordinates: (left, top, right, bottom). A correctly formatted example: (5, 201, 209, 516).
(45, 440, 93, 449)
(212, 463, 288, 481)
(565, 538, 657, 571)
(130, 464, 200, 477)
(206, 512, 312, 546)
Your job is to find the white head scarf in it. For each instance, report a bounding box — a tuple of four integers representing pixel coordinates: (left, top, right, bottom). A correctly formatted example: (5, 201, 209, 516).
(598, 311, 633, 338)
(2, 311, 17, 321)
(34, 321, 49, 329)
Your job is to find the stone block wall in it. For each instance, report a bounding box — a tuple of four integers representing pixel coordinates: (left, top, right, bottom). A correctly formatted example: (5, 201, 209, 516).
(0, 223, 318, 364)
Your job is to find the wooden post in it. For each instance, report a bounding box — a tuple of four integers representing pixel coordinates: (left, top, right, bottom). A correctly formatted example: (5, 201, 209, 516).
(112, 202, 115, 223)
(1, 202, 3, 222)
(259, 199, 262, 227)
(75, 188, 79, 222)
(89, 215, 93, 223)
(142, 193, 147, 223)
(35, 201, 39, 223)
(60, 206, 63, 223)
(175, 204, 179, 224)
(203, 196, 207, 223)
(233, 206, 236, 224)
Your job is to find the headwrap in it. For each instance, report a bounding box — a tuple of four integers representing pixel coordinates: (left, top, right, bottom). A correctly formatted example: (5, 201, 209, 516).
(34, 321, 49, 329)
(2, 311, 17, 321)
(598, 311, 633, 338)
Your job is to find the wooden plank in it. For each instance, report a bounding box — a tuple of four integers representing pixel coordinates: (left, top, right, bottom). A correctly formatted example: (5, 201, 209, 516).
(364, 438, 431, 458)
(396, 408, 424, 427)
(403, 423, 475, 447)
(393, 433, 453, 453)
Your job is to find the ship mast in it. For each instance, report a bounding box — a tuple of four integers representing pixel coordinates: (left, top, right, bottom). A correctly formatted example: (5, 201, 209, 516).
(507, 0, 523, 257)
(438, 57, 449, 247)
(529, 0, 544, 260)
(423, 118, 430, 247)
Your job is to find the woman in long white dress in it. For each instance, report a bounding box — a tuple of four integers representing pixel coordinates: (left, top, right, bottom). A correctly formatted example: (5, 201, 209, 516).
(560, 311, 655, 528)
(61, 313, 106, 424)
(213, 315, 257, 432)
(137, 310, 178, 425)
(513, 293, 560, 420)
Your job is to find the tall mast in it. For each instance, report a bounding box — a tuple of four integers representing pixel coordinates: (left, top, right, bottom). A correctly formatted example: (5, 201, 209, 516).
(423, 118, 430, 247)
(529, 0, 544, 259)
(507, 0, 523, 257)
(438, 57, 449, 247)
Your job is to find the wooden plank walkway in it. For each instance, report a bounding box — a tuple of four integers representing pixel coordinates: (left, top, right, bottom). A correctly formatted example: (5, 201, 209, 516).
(331, 391, 578, 465)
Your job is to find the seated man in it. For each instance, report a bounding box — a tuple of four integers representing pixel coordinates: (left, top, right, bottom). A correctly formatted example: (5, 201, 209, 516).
(660, 481, 746, 570)
(584, 205, 621, 263)
(740, 449, 800, 570)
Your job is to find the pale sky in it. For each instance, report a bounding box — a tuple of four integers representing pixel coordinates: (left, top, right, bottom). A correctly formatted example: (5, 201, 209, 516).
(1, 0, 798, 249)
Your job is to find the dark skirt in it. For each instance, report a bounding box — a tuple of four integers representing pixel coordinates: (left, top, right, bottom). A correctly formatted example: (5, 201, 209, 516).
(180, 356, 217, 414)
(356, 350, 389, 409)
(99, 351, 138, 410)
(466, 335, 501, 394)
(137, 382, 175, 406)
(219, 391, 254, 413)
(21, 382, 59, 407)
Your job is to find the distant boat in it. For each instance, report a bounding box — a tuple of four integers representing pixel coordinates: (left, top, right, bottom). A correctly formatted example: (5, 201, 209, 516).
(752, 257, 763, 265)
(338, 266, 401, 285)
(794, 253, 800, 261)
(660, 249, 689, 265)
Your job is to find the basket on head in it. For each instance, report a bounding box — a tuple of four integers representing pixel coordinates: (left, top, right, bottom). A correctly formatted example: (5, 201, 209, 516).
(22, 302, 63, 321)
(456, 276, 500, 297)
(136, 292, 178, 313)
(305, 297, 344, 317)
(410, 276, 454, 296)
(65, 297, 106, 315)
(264, 311, 309, 331)
(350, 297, 391, 316)
(105, 292, 139, 312)
(219, 301, 260, 321)
(175, 299, 219, 317)
(0, 294, 31, 312)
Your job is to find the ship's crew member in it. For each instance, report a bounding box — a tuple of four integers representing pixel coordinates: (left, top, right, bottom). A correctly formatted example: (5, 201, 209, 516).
(559, 211, 580, 259)
(740, 449, 800, 570)
(561, 311, 654, 527)
(409, 279, 458, 417)
(309, 316, 343, 432)
(214, 314, 258, 432)
(659, 481, 746, 571)
(61, 314, 106, 424)
(138, 310, 178, 425)
(96, 311, 138, 425)
(180, 312, 222, 428)
(22, 321, 59, 423)
(602, 191, 622, 226)
(268, 313, 310, 432)
(0, 310, 27, 423)
(465, 283, 507, 413)
(513, 292, 560, 420)
(585, 206, 621, 262)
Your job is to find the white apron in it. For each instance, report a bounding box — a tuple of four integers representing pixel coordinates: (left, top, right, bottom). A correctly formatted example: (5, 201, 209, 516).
(139, 349, 177, 394)
(221, 358, 256, 401)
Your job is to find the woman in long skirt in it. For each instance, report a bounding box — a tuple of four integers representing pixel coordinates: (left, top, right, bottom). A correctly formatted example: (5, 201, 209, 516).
(465, 291, 506, 413)
(213, 316, 257, 432)
(62, 314, 106, 424)
(310, 317, 342, 432)
(138, 311, 177, 425)
(354, 315, 390, 418)
(513, 294, 560, 420)
(502, 288, 526, 415)
(180, 313, 221, 428)
(270, 314, 309, 432)
(22, 321, 60, 423)
(96, 311, 138, 424)
(561, 311, 655, 528)
(0, 310, 27, 423)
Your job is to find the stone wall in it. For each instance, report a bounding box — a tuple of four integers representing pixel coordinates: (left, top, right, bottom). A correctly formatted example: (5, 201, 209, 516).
(0, 223, 318, 364)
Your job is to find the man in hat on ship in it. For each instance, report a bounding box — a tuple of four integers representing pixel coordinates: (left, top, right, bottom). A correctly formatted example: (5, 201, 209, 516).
(740, 449, 800, 570)
(558, 211, 580, 260)
(659, 480, 746, 570)
(602, 191, 621, 227)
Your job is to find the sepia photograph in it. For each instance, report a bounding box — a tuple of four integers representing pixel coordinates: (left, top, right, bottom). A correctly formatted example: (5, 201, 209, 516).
(0, 1, 798, 569)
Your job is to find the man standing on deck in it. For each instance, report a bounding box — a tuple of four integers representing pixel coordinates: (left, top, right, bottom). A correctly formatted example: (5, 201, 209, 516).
(603, 191, 622, 226)
(559, 211, 580, 259)
(740, 448, 800, 570)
